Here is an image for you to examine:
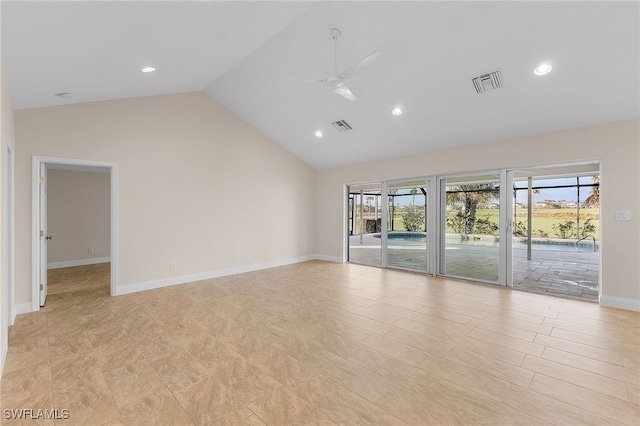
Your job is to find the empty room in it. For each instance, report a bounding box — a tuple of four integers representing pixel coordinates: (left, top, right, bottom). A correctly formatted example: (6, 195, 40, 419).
(0, 1, 639, 425)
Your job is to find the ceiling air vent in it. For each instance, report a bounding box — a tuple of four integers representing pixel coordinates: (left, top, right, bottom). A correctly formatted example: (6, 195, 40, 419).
(472, 70, 504, 94)
(331, 120, 353, 133)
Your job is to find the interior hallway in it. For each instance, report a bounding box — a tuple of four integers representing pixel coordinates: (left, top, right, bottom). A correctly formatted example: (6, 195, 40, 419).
(2, 261, 638, 425)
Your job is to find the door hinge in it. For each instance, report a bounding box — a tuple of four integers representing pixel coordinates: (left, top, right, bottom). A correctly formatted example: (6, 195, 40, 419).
(39, 176, 44, 184)
(40, 230, 44, 237)
(40, 284, 44, 291)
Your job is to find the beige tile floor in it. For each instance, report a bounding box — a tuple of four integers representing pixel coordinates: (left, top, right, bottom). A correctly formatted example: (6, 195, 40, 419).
(2, 261, 639, 425)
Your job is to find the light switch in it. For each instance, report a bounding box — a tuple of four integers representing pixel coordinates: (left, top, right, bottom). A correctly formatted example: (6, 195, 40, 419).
(615, 210, 631, 221)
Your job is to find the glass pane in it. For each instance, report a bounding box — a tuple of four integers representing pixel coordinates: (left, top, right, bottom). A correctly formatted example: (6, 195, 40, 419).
(579, 175, 598, 185)
(512, 175, 599, 302)
(537, 177, 573, 188)
(348, 184, 382, 267)
(513, 179, 529, 189)
(387, 181, 428, 272)
(443, 174, 500, 283)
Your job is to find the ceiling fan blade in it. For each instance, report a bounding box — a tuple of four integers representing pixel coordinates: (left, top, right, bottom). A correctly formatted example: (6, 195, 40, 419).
(335, 85, 357, 101)
(342, 50, 381, 79)
(321, 76, 342, 87)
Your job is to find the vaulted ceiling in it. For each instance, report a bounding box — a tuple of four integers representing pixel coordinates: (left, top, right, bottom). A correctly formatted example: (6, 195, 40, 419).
(3, 1, 638, 169)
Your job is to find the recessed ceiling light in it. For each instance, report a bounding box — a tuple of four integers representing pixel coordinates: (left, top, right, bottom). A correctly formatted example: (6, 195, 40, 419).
(534, 63, 552, 76)
(141, 67, 156, 73)
(391, 107, 404, 116)
(314, 130, 323, 138)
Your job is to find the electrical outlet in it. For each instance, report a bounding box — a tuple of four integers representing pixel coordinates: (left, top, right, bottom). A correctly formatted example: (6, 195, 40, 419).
(246, 253, 251, 260)
(232, 255, 238, 263)
(88, 247, 94, 254)
(169, 261, 177, 270)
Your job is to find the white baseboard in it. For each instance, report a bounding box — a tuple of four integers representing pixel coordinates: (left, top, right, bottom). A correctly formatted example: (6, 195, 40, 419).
(599, 295, 640, 312)
(116, 255, 317, 296)
(315, 254, 344, 263)
(48, 257, 111, 270)
(15, 302, 33, 316)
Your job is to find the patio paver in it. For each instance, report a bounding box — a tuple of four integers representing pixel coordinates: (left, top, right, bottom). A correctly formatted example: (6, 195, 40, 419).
(348, 235, 598, 303)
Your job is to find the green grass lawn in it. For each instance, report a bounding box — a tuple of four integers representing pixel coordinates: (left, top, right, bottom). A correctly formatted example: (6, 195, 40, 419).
(457, 208, 600, 240)
(372, 208, 600, 240)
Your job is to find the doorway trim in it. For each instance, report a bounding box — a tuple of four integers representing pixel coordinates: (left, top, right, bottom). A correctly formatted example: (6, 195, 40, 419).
(4, 141, 15, 325)
(31, 156, 118, 310)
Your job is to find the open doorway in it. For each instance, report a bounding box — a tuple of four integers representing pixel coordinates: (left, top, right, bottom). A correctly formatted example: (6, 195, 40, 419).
(31, 157, 118, 310)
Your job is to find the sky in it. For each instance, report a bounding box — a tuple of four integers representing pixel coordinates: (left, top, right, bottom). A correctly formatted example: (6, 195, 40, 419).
(513, 177, 598, 205)
(358, 176, 598, 207)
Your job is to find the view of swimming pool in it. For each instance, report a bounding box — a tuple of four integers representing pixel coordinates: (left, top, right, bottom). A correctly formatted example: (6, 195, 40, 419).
(373, 232, 599, 252)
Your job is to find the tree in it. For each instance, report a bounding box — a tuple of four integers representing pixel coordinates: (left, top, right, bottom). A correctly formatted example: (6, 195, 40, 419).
(401, 205, 425, 231)
(366, 196, 374, 214)
(584, 175, 600, 207)
(388, 189, 398, 230)
(544, 199, 561, 209)
(409, 188, 418, 205)
(446, 184, 499, 234)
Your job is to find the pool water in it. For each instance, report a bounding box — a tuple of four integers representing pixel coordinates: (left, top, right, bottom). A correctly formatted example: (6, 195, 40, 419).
(374, 232, 599, 252)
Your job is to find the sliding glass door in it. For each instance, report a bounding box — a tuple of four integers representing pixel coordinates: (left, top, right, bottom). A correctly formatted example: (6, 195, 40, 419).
(345, 165, 599, 304)
(511, 170, 600, 302)
(439, 173, 502, 283)
(386, 180, 430, 273)
(347, 184, 382, 267)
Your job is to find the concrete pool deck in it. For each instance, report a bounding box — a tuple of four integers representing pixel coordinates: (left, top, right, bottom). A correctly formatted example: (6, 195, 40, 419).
(348, 234, 599, 303)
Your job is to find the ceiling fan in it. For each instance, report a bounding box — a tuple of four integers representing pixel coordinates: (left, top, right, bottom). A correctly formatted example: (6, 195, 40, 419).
(313, 28, 381, 101)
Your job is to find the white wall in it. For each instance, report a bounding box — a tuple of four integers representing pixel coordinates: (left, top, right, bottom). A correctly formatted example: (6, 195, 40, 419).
(47, 169, 110, 267)
(14, 92, 317, 303)
(316, 119, 640, 310)
(1, 57, 17, 374)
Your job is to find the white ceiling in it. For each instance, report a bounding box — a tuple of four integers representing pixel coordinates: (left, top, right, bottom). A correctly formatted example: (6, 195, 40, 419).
(3, 1, 639, 170)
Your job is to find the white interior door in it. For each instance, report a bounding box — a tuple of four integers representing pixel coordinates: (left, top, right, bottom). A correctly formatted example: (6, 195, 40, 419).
(39, 163, 48, 306)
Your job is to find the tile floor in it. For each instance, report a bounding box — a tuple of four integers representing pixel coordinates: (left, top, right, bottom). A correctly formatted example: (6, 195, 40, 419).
(2, 261, 638, 425)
